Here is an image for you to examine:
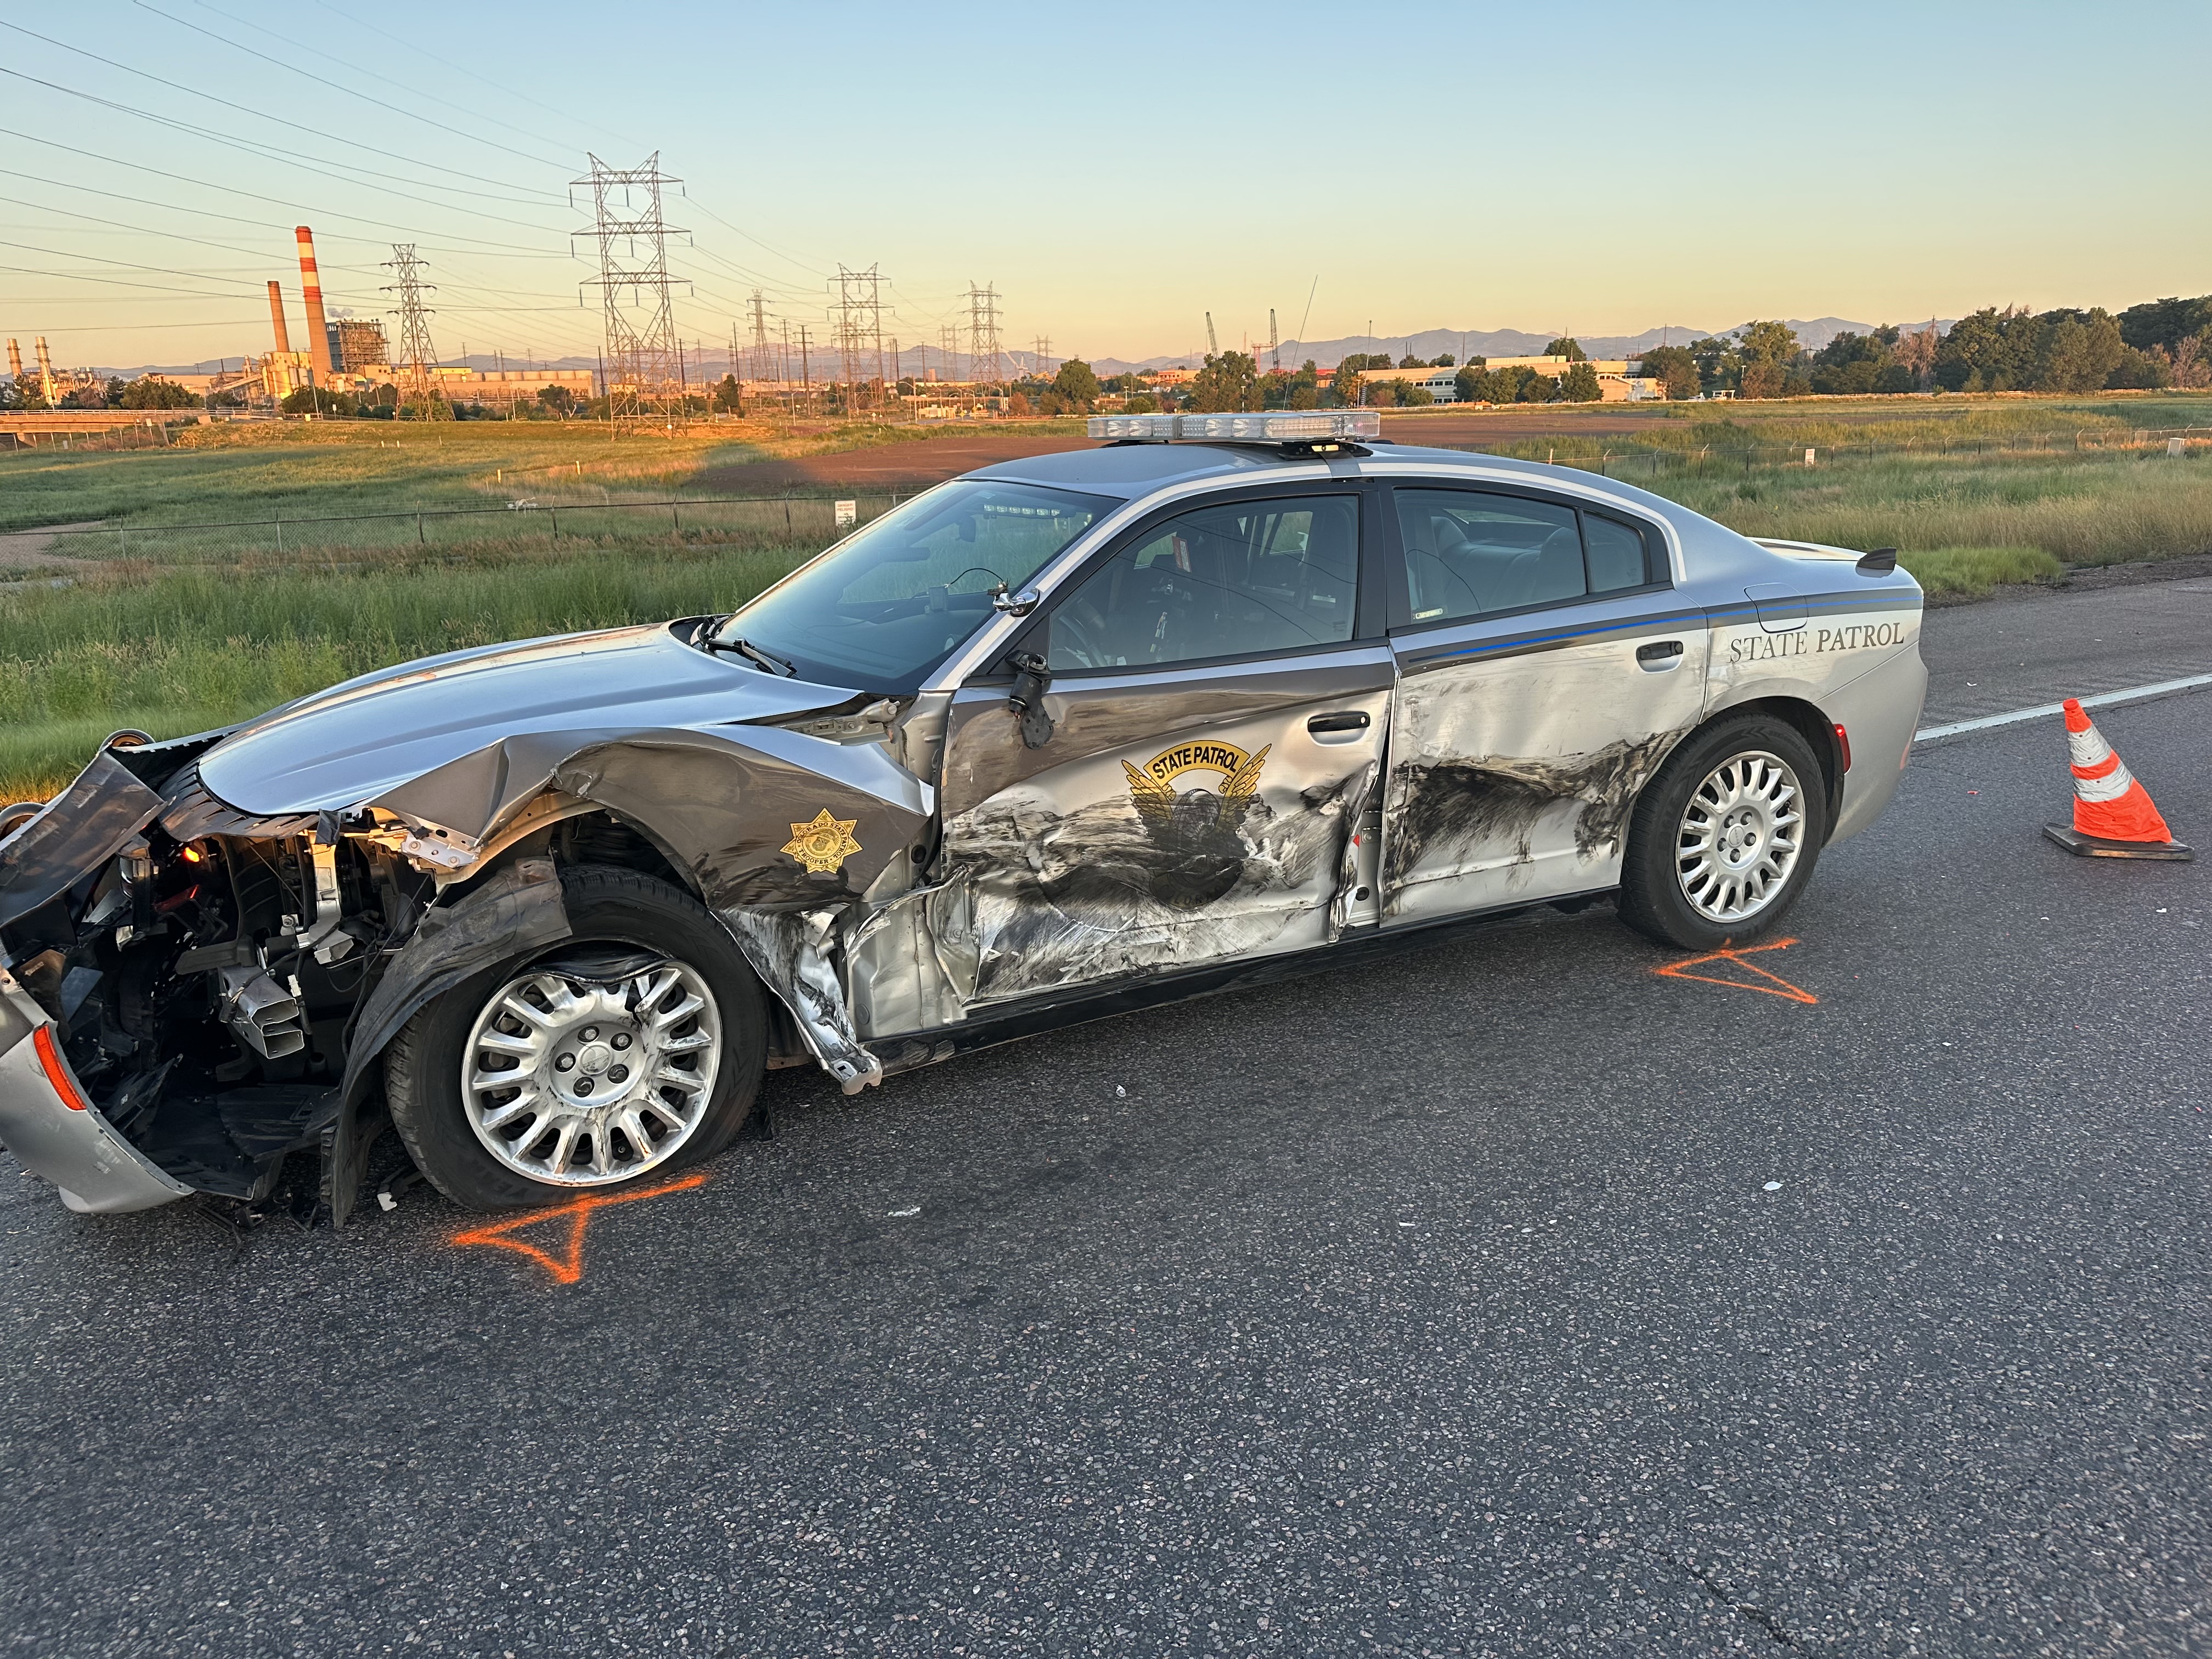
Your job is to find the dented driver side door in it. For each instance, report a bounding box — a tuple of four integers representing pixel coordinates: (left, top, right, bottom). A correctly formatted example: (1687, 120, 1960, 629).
(1379, 481, 1710, 926)
(926, 486, 1392, 1011)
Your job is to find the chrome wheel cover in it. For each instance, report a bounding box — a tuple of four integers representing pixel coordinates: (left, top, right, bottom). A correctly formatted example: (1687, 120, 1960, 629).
(1675, 749, 1805, 924)
(460, 958, 721, 1187)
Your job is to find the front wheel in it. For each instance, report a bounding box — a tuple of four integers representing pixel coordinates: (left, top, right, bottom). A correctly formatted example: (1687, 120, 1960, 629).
(1617, 715, 1828, 951)
(386, 865, 766, 1211)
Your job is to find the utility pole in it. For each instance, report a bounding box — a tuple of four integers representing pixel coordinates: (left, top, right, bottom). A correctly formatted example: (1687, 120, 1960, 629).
(1205, 312, 1218, 357)
(572, 153, 689, 425)
(967, 283, 1003, 387)
(797, 323, 812, 415)
(381, 244, 441, 411)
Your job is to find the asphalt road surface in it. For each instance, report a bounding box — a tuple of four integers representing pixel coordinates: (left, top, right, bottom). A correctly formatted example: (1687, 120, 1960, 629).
(4, 579, 2209, 1657)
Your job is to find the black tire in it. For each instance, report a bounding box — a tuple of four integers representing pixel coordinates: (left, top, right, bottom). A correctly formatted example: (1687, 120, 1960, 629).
(1617, 714, 1829, 951)
(386, 864, 766, 1211)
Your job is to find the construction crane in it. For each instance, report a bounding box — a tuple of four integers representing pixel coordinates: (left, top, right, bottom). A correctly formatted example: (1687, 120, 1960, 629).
(1205, 312, 1218, 357)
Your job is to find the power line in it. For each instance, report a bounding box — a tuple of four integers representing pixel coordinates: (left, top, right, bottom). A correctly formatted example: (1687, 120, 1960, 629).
(0, 24, 562, 205)
(0, 127, 577, 255)
(0, 70, 566, 233)
(132, 0, 573, 172)
(303, 0, 640, 150)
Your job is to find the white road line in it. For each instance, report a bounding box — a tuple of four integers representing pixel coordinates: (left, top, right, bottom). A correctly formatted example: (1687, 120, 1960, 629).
(1915, 671, 2212, 744)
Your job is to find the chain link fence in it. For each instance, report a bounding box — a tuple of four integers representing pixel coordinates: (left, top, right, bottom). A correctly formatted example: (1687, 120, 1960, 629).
(18, 493, 905, 566)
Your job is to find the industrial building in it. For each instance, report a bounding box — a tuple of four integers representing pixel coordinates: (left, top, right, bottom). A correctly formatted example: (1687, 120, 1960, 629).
(329, 318, 388, 374)
(1358, 357, 1667, 403)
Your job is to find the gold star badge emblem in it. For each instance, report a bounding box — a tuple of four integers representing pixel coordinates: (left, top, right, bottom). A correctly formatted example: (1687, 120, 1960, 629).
(782, 808, 861, 874)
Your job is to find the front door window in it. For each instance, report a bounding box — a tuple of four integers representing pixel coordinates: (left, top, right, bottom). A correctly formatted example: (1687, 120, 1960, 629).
(1047, 495, 1359, 670)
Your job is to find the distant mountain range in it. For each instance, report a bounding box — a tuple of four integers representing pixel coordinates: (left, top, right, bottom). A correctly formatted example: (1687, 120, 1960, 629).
(96, 318, 1948, 381)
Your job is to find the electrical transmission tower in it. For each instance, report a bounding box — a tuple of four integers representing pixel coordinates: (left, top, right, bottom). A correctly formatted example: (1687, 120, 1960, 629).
(967, 283, 1003, 387)
(1032, 335, 1052, 378)
(573, 154, 689, 423)
(938, 321, 961, 383)
(748, 291, 769, 382)
(381, 244, 440, 408)
(1269, 309, 1280, 373)
(832, 264, 887, 409)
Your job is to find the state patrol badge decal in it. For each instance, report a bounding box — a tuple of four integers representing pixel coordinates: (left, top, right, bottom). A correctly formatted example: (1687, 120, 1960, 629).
(1123, 740, 1270, 836)
(783, 808, 861, 874)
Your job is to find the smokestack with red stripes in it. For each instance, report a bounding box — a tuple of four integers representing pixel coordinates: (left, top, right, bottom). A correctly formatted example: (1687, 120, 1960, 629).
(295, 226, 332, 382)
(267, 280, 292, 355)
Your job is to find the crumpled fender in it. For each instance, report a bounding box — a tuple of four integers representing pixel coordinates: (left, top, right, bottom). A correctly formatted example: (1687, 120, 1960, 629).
(365, 726, 931, 1102)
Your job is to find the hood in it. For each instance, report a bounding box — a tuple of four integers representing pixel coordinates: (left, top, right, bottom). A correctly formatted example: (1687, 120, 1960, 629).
(198, 622, 859, 817)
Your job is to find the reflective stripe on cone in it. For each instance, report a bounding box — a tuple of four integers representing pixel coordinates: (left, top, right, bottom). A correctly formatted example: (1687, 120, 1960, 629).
(2061, 698, 2176, 845)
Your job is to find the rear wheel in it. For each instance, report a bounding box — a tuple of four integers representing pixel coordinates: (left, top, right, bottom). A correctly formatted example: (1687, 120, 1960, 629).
(1618, 715, 1827, 951)
(386, 864, 766, 1211)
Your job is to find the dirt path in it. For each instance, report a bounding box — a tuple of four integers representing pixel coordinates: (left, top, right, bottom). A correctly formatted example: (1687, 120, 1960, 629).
(0, 522, 106, 573)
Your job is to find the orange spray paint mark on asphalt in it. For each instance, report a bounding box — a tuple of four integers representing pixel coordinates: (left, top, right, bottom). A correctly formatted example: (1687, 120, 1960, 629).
(1653, 938, 1818, 1005)
(451, 1171, 708, 1284)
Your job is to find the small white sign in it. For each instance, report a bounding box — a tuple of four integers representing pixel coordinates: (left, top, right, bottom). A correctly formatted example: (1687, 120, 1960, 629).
(834, 499, 857, 528)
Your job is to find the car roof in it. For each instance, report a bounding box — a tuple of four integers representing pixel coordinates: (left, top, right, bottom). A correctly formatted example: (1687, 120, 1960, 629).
(969, 438, 1676, 514)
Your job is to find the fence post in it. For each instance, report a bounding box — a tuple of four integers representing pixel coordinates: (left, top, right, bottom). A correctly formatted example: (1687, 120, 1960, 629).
(549, 507, 558, 539)
(417, 513, 425, 545)
(672, 504, 681, 532)
(275, 516, 283, 552)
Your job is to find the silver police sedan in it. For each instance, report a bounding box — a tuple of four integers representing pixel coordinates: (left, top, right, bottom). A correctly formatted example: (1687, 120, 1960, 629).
(0, 411, 1924, 1220)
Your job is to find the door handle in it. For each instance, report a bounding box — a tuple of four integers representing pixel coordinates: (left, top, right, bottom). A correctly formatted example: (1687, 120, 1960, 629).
(1635, 640, 1684, 669)
(1307, 711, 1371, 734)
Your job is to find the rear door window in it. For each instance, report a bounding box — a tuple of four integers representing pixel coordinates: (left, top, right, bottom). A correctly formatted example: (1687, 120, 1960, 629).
(1392, 488, 1663, 626)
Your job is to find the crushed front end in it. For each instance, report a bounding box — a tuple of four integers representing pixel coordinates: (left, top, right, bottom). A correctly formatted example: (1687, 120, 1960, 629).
(0, 732, 434, 1215)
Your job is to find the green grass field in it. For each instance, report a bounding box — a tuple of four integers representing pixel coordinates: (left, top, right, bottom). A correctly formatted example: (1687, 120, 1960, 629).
(3, 398, 2209, 804)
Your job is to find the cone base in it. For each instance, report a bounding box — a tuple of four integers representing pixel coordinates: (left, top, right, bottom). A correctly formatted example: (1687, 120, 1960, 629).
(2043, 823, 2194, 861)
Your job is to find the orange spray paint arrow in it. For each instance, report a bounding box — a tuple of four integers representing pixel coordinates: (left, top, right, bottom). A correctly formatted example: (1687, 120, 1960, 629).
(1652, 937, 1818, 1005)
(452, 1170, 709, 1285)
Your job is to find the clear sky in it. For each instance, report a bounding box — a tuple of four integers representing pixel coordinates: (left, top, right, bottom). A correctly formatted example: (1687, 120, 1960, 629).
(4, 0, 2207, 370)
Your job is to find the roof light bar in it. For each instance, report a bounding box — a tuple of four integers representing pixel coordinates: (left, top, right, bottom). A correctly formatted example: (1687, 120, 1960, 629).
(1088, 411, 1382, 443)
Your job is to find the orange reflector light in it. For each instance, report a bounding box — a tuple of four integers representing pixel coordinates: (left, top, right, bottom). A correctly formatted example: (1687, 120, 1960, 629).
(180, 845, 205, 864)
(30, 1024, 89, 1110)
(1833, 723, 1852, 772)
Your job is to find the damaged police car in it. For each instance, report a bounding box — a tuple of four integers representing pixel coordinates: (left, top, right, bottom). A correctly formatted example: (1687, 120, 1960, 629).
(0, 411, 1925, 1221)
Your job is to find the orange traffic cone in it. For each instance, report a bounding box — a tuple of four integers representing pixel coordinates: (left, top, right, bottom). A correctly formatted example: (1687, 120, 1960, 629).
(2042, 699, 2192, 860)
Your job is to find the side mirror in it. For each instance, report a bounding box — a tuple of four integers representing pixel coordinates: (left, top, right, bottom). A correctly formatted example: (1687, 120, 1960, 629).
(991, 585, 1043, 617)
(1007, 651, 1054, 749)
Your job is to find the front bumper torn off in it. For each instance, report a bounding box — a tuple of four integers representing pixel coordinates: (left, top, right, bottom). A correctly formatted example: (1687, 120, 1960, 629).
(0, 969, 192, 1214)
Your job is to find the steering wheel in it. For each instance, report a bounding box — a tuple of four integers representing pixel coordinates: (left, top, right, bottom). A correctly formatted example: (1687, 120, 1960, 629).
(1051, 606, 1107, 669)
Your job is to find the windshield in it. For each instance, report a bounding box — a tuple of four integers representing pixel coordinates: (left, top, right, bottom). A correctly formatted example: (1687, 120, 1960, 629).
(714, 480, 1115, 690)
